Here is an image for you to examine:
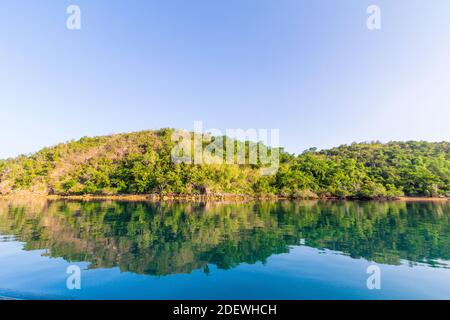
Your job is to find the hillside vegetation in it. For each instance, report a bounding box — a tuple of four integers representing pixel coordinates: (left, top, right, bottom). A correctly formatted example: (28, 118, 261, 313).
(0, 129, 449, 199)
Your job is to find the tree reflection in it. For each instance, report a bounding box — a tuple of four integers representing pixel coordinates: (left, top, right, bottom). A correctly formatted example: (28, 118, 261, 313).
(0, 199, 449, 275)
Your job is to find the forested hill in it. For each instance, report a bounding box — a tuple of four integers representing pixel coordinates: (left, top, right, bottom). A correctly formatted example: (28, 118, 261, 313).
(0, 129, 449, 199)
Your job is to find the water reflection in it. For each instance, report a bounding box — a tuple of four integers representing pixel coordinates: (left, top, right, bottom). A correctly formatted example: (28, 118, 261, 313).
(0, 199, 449, 276)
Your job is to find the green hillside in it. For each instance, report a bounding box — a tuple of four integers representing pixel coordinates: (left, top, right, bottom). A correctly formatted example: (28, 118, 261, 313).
(0, 129, 449, 199)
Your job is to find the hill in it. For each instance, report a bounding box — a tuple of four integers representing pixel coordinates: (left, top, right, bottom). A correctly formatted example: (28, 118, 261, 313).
(0, 129, 449, 199)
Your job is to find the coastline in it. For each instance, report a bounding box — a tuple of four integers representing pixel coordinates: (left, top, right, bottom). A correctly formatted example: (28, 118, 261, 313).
(0, 193, 448, 202)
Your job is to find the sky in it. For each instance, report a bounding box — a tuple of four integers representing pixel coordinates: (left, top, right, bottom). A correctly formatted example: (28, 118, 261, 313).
(1, 0, 450, 159)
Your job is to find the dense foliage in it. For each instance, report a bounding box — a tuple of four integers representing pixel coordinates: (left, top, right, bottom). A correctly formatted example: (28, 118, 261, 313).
(0, 129, 449, 199)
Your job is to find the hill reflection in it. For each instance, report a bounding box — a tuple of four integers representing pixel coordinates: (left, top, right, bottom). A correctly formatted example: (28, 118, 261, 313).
(0, 199, 449, 275)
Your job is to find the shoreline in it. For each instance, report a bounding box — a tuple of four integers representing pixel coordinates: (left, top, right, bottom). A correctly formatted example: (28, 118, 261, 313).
(395, 196, 449, 202)
(0, 193, 448, 203)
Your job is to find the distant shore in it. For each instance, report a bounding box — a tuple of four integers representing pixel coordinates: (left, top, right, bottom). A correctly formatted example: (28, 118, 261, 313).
(0, 193, 448, 202)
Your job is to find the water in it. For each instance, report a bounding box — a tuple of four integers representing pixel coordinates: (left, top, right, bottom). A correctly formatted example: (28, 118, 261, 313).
(0, 199, 449, 300)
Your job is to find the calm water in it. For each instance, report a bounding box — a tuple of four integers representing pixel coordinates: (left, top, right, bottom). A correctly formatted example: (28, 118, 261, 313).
(0, 199, 449, 300)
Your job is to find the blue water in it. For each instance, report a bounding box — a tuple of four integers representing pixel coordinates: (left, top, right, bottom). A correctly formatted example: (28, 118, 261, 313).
(0, 200, 449, 299)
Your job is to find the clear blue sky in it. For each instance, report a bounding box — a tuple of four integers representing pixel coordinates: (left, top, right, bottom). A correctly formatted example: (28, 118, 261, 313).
(1, 0, 450, 159)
